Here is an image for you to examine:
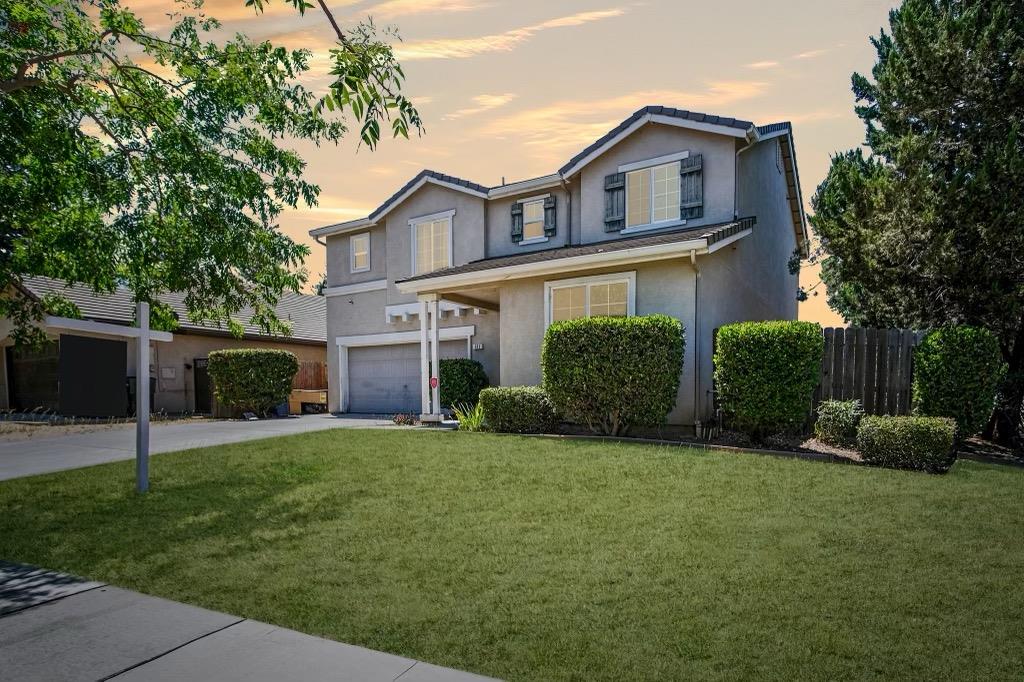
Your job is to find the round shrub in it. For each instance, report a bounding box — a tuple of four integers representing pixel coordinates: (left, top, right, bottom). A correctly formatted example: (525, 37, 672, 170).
(814, 399, 863, 447)
(714, 321, 823, 439)
(478, 386, 558, 434)
(856, 415, 957, 474)
(913, 326, 1004, 437)
(541, 314, 684, 436)
(439, 358, 489, 407)
(207, 348, 298, 416)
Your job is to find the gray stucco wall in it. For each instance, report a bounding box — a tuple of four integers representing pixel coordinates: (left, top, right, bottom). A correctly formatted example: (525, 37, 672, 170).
(485, 185, 572, 258)
(325, 224, 387, 288)
(578, 123, 738, 244)
(498, 260, 697, 426)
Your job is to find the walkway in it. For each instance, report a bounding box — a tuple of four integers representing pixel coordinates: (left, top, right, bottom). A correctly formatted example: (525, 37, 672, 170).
(0, 414, 398, 481)
(0, 561, 494, 681)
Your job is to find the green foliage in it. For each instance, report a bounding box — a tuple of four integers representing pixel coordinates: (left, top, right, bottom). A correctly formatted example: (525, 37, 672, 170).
(714, 321, 823, 439)
(807, 0, 1024, 445)
(857, 415, 957, 474)
(815, 399, 864, 447)
(541, 315, 684, 436)
(206, 348, 298, 415)
(439, 358, 489, 408)
(1, 0, 422, 343)
(478, 386, 558, 434)
(913, 326, 1005, 436)
(451, 401, 485, 432)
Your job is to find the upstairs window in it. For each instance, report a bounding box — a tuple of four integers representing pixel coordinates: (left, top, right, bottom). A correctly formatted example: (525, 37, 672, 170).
(411, 211, 453, 276)
(626, 161, 680, 228)
(350, 233, 370, 273)
(522, 199, 545, 241)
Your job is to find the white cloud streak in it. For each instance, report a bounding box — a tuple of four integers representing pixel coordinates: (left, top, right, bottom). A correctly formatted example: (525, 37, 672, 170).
(443, 93, 518, 119)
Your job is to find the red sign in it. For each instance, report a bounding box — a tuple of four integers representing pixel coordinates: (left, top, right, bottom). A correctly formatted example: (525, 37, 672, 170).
(429, 376, 439, 389)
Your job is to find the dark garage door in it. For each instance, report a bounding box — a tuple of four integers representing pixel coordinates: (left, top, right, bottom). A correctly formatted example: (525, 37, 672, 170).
(58, 334, 128, 417)
(347, 340, 466, 414)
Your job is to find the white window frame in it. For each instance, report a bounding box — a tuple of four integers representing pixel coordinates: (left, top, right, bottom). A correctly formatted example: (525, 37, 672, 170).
(619, 149, 690, 235)
(544, 271, 636, 327)
(409, 209, 455, 276)
(349, 232, 370, 273)
(517, 193, 549, 246)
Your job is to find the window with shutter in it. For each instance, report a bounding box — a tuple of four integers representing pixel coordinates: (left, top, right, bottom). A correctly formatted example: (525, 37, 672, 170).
(510, 201, 524, 242)
(679, 154, 703, 220)
(604, 172, 626, 231)
(543, 195, 556, 237)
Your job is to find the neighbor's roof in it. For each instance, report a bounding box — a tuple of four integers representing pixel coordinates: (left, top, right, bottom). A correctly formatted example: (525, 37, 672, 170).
(19, 276, 326, 345)
(397, 217, 756, 285)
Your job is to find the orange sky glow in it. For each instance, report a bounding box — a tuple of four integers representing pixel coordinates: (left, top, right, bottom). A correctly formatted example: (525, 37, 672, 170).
(127, 0, 904, 327)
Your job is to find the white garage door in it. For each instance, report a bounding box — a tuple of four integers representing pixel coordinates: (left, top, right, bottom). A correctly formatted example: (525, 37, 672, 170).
(347, 341, 467, 414)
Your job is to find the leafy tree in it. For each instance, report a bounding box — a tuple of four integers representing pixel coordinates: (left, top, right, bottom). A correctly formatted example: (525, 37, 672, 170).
(809, 0, 1024, 445)
(1, 0, 421, 344)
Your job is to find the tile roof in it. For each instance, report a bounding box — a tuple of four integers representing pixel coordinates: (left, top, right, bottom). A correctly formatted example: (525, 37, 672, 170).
(397, 217, 757, 284)
(558, 106, 756, 175)
(20, 277, 326, 344)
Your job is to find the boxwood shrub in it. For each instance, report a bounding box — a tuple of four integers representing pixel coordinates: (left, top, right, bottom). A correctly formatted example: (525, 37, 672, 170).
(439, 358, 489, 407)
(714, 321, 823, 439)
(913, 326, 1004, 437)
(541, 314, 684, 436)
(207, 348, 298, 416)
(478, 386, 558, 434)
(814, 399, 863, 447)
(856, 415, 957, 473)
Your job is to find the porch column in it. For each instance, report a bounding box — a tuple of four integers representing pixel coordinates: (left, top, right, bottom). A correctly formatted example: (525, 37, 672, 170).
(429, 297, 441, 419)
(419, 297, 430, 417)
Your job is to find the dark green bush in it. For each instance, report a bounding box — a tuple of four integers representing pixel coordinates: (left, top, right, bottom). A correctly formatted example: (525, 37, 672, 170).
(815, 399, 863, 447)
(478, 386, 558, 434)
(913, 326, 1004, 437)
(541, 314, 684, 436)
(714, 321, 823, 439)
(856, 415, 957, 473)
(439, 358, 489, 407)
(207, 348, 298, 415)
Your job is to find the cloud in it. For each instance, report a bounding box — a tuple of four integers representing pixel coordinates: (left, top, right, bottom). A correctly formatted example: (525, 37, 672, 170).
(363, 0, 486, 19)
(478, 82, 769, 160)
(394, 8, 626, 60)
(443, 93, 518, 119)
(792, 49, 828, 59)
(746, 60, 779, 69)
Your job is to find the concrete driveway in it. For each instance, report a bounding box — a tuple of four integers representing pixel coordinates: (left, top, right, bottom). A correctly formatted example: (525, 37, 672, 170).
(0, 414, 400, 481)
(1, 561, 493, 681)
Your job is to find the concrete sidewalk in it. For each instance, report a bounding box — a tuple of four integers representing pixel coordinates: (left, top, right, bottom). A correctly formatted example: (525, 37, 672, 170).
(0, 561, 495, 681)
(0, 414, 399, 481)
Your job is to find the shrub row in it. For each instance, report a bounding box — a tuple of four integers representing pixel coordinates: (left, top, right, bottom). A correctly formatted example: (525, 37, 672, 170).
(439, 358, 489, 408)
(478, 386, 558, 434)
(856, 415, 957, 474)
(542, 314, 684, 436)
(207, 348, 298, 415)
(714, 321, 823, 439)
(815, 399, 863, 447)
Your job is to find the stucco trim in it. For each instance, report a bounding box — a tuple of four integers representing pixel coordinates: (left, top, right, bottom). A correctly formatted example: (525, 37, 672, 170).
(43, 316, 174, 342)
(322, 279, 387, 297)
(705, 227, 753, 254)
(488, 174, 562, 198)
(617, 149, 690, 173)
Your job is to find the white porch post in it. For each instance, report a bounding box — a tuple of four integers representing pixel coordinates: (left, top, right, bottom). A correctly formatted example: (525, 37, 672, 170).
(136, 301, 150, 494)
(429, 297, 441, 419)
(419, 297, 430, 418)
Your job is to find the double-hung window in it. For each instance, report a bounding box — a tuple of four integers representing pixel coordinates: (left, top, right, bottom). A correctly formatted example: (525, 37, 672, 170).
(411, 210, 453, 276)
(521, 199, 545, 241)
(626, 160, 680, 229)
(350, 233, 370, 273)
(546, 272, 636, 326)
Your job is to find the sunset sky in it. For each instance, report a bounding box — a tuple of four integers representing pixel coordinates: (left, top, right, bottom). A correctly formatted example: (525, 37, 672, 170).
(130, 0, 904, 326)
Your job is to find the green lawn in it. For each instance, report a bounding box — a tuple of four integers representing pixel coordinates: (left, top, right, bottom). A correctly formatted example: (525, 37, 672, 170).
(1, 430, 1022, 680)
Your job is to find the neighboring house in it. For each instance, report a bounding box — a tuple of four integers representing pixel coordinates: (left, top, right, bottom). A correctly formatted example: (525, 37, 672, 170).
(0, 277, 327, 416)
(311, 106, 808, 428)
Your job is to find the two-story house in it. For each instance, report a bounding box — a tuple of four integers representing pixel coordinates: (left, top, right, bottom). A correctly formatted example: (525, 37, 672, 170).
(311, 106, 808, 429)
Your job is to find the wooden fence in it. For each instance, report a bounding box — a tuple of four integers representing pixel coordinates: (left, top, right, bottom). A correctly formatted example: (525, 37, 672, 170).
(292, 361, 328, 390)
(815, 327, 925, 416)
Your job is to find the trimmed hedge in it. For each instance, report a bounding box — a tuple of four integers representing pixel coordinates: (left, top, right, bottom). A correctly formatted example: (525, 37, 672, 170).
(207, 348, 298, 415)
(541, 314, 684, 436)
(815, 399, 863, 447)
(439, 358, 489, 407)
(478, 386, 558, 434)
(856, 415, 957, 473)
(714, 321, 823, 439)
(913, 326, 1004, 437)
